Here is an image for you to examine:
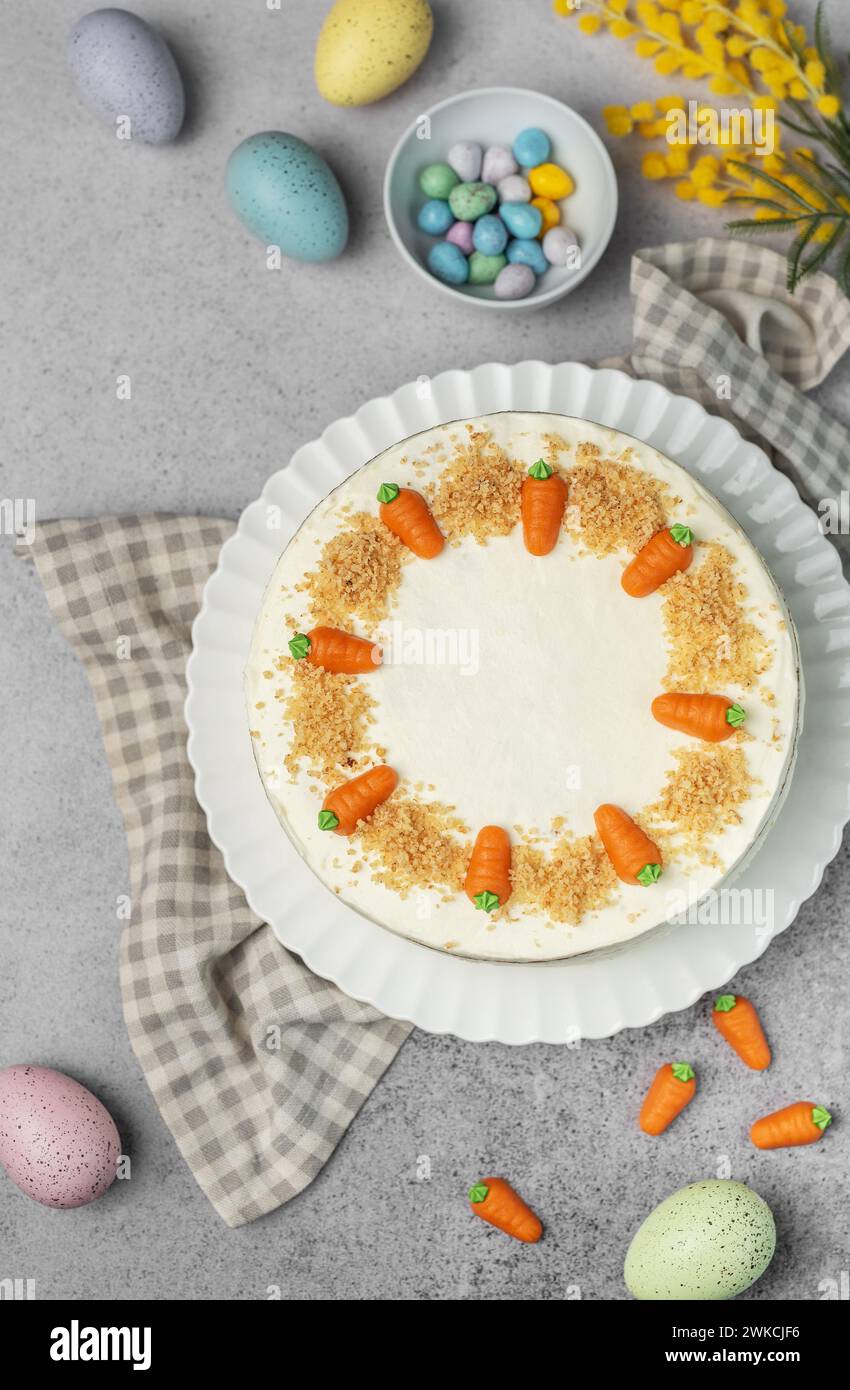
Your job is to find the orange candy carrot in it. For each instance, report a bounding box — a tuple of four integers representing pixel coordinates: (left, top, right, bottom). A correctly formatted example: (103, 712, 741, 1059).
(713, 994, 771, 1071)
(640, 1062, 697, 1135)
(652, 692, 746, 743)
(289, 626, 381, 674)
(751, 1102, 833, 1150)
(622, 524, 694, 597)
(377, 483, 444, 558)
(594, 804, 662, 886)
(319, 765, 398, 836)
(521, 458, 568, 556)
(464, 825, 512, 912)
(468, 1177, 543, 1243)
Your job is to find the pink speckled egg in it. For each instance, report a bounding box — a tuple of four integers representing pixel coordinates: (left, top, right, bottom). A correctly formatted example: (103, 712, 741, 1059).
(0, 1065, 120, 1209)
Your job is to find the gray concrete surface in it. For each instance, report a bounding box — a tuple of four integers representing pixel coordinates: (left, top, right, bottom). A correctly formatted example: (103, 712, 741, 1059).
(1, 0, 848, 1301)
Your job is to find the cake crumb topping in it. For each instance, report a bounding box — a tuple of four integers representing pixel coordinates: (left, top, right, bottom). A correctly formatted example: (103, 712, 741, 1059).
(569, 444, 669, 555)
(357, 791, 470, 897)
(510, 832, 617, 925)
(662, 543, 773, 691)
(281, 661, 376, 783)
(643, 744, 754, 862)
(300, 512, 405, 627)
(428, 427, 522, 543)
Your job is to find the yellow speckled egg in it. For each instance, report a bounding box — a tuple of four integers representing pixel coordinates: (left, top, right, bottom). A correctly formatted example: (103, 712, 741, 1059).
(529, 163, 575, 200)
(315, 0, 434, 107)
(530, 196, 561, 237)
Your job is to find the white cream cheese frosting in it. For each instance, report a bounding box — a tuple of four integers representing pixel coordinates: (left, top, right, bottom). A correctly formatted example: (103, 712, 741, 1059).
(246, 414, 801, 962)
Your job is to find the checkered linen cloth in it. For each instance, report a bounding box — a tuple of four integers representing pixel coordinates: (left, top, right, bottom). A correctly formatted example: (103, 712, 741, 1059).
(17, 238, 850, 1227)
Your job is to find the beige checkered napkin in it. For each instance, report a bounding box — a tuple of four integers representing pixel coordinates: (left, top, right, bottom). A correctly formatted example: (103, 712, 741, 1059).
(19, 515, 411, 1228)
(615, 237, 850, 506)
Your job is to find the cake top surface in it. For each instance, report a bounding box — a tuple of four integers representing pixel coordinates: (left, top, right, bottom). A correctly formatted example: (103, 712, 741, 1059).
(246, 412, 799, 962)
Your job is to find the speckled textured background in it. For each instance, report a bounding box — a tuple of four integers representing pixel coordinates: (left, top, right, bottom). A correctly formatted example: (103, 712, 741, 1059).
(1, 0, 848, 1300)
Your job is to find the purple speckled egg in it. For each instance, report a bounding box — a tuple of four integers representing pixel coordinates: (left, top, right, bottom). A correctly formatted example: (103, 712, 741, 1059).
(445, 220, 475, 255)
(67, 8, 185, 145)
(0, 1065, 121, 1209)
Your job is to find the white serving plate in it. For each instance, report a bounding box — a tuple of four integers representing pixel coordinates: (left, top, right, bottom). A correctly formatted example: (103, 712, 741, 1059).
(185, 363, 850, 1042)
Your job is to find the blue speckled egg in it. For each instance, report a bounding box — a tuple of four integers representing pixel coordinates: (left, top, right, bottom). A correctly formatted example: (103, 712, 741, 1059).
(500, 201, 543, 240)
(513, 127, 551, 169)
(428, 241, 469, 286)
(418, 198, 454, 235)
(226, 132, 349, 263)
(473, 213, 508, 257)
(507, 237, 549, 276)
(0, 1064, 120, 1209)
(67, 8, 185, 145)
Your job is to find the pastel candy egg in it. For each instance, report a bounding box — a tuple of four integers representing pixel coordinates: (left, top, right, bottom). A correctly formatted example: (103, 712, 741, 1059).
(428, 240, 469, 285)
(499, 201, 543, 239)
(543, 225, 579, 266)
(468, 251, 507, 285)
(67, 7, 185, 145)
(473, 213, 508, 256)
(507, 237, 549, 276)
(531, 195, 561, 235)
(449, 181, 498, 221)
(0, 1064, 121, 1208)
(419, 162, 459, 199)
(498, 174, 531, 203)
(481, 145, 518, 184)
(529, 162, 575, 200)
(447, 141, 482, 183)
(495, 262, 536, 300)
(418, 198, 454, 235)
(446, 220, 475, 254)
(513, 127, 551, 168)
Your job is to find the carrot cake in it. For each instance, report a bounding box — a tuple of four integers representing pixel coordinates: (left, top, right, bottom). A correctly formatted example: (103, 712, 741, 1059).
(245, 413, 801, 961)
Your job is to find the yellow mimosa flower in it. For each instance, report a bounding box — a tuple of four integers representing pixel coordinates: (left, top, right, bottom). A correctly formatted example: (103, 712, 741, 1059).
(788, 80, 807, 100)
(631, 101, 657, 122)
(656, 95, 687, 112)
(642, 152, 669, 180)
(726, 35, 751, 58)
(655, 52, 684, 75)
(675, 180, 697, 200)
(578, 13, 603, 34)
(817, 94, 841, 119)
(664, 147, 691, 174)
(804, 60, 826, 89)
(698, 187, 729, 206)
(636, 38, 663, 57)
(611, 19, 636, 38)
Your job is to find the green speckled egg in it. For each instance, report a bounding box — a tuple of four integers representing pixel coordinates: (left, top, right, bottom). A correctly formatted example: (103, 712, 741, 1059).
(419, 163, 459, 199)
(315, 0, 433, 108)
(625, 1180, 776, 1301)
(468, 252, 507, 285)
(449, 182, 498, 222)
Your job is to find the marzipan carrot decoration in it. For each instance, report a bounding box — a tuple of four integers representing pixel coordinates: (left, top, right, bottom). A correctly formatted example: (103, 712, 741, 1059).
(289, 626, 382, 673)
(639, 1063, 697, 1135)
(652, 692, 745, 743)
(377, 483, 444, 558)
(594, 804, 662, 886)
(318, 765, 398, 835)
(751, 1103, 833, 1150)
(712, 994, 771, 1071)
(468, 1177, 543, 1244)
(464, 825, 512, 912)
(521, 458, 568, 556)
(622, 524, 694, 597)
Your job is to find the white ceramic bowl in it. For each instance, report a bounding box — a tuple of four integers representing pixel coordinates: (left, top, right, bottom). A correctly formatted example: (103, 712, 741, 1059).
(383, 86, 618, 312)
